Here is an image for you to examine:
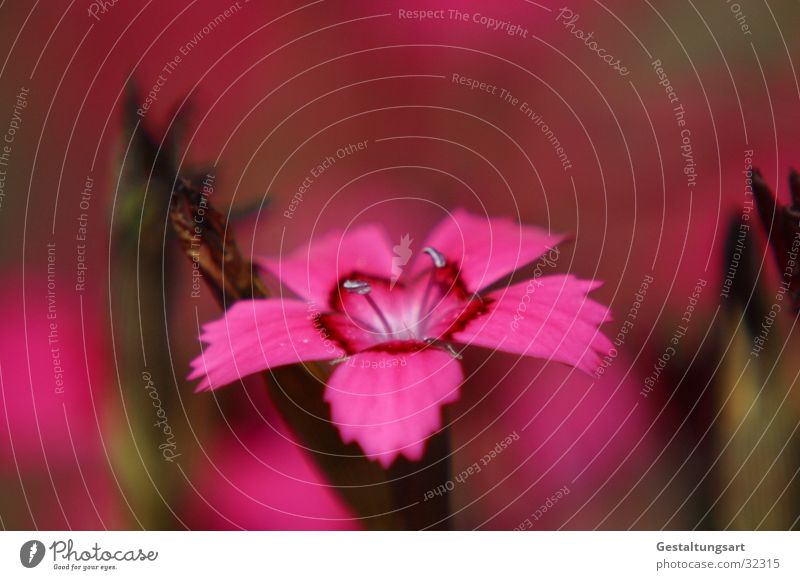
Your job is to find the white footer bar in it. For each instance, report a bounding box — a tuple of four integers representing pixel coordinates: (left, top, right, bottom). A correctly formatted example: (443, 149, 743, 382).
(1, 531, 797, 578)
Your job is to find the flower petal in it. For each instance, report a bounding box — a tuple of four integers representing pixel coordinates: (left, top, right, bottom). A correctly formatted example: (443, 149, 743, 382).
(451, 275, 612, 374)
(189, 299, 346, 391)
(258, 225, 395, 308)
(325, 348, 462, 467)
(415, 209, 564, 293)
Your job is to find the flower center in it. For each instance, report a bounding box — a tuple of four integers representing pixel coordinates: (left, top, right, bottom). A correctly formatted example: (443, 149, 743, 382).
(342, 246, 453, 341)
(341, 279, 394, 335)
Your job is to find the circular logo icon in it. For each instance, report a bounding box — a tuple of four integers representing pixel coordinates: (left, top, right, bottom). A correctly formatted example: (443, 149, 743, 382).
(20, 540, 46, 568)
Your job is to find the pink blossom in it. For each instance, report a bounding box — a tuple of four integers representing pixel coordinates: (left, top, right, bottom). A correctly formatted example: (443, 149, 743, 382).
(189, 210, 612, 467)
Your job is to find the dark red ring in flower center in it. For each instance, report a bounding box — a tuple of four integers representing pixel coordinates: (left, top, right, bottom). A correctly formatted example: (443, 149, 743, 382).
(320, 267, 490, 355)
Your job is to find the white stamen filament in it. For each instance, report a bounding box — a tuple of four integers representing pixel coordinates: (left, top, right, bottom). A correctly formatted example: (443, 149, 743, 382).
(343, 279, 394, 335)
(416, 246, 448, 332)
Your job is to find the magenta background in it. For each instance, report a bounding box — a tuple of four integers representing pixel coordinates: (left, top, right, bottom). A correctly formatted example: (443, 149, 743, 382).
(1, 0, 799, 529)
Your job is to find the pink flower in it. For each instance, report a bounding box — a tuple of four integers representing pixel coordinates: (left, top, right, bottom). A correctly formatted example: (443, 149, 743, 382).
(189, 209, 612, 467)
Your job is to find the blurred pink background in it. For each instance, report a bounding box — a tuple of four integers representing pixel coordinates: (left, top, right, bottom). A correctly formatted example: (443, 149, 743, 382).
(1, 0, 799, 529)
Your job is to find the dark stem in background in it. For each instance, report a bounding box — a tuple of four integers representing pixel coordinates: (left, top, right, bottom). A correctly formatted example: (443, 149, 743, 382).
(752, 168, 800, 311)
(169, 177, 452, 529)
(717, 185, 800, 530)
(106, 91, 197, 529)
